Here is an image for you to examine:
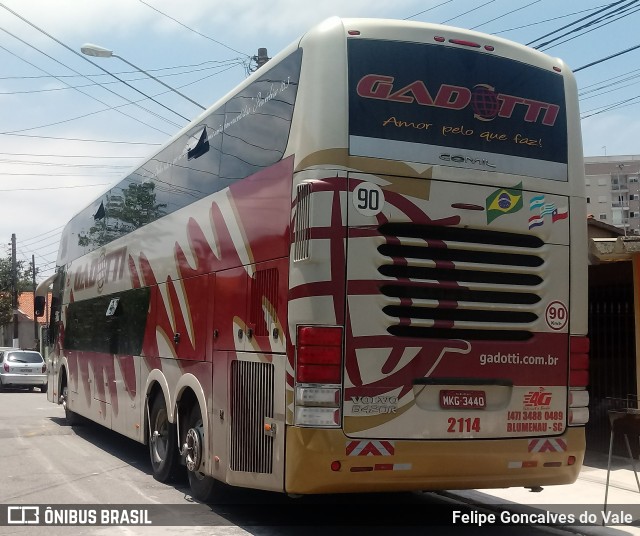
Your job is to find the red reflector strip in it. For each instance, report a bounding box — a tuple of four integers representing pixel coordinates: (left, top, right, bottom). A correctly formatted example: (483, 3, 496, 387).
(350, 466, 373, 472)
(374, 464, 393, 471)
(570, 370, 589, 387)
(297, 364, 341, 384)
(298, 326, 342, 346)
(508, 460, 538, 468)
(570, 336, 589, 387)
(571, 353, 589, 370)
(449, 39, 481, 48)
(570, 336, 589, 353)
(296, 326, 343, 383)
(371, 463, 412, 471)
(298, 345, 341, 365)
(543, 462, 563, 467)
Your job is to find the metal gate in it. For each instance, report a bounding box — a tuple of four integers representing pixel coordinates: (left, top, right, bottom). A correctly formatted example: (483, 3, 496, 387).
(587, 261, 638, 455)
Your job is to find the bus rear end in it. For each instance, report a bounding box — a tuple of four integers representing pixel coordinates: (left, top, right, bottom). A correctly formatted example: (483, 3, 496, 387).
(286, 19, 588, 494)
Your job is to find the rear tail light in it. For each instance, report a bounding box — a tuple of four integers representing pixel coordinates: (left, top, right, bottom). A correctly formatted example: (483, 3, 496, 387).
(297, 326, 342, 384)
(568, 336, 589, 426)
(569, 336, 589, 387)
(295, 326, 343, 428)
(42, 363, 47, 373)
(3, 363, 8, 372)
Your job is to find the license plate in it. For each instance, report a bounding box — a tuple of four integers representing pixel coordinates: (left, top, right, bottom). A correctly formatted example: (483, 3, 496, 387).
(440, 390, 486, 409)
(20, 369, 33, 373)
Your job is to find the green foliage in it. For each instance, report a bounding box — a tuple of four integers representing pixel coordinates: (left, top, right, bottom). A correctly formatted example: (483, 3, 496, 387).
(0, 255, 35, 325)
(78, 182, 167, 249)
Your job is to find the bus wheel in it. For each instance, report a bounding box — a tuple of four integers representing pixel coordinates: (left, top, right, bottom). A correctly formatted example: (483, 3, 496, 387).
(185, 404, 216, 502)
(61, 384, 80, 426)
(148, 393, 180, 482)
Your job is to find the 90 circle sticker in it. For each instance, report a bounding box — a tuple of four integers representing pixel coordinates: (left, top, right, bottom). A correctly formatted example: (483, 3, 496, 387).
(545, 301, 568, 331)
(352, 182, 385, 216)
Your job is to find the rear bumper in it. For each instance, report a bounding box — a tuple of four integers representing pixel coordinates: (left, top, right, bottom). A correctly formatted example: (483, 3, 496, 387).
(284, 426, 584, 495)
(0, 373, 47, 387)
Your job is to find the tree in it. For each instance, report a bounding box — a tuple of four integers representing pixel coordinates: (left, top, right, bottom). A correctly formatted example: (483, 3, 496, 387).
(0, 255, 35, 325)
(78, 181, 167, 249)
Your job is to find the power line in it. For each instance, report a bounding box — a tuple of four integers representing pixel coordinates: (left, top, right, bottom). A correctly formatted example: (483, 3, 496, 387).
(493, 5, 612, 34)
(136, 0, 249, 57)
(0, 183, 111, 191)
(526, 0, 629, 45)
(0, 151, 146, 159)
(469, 0, 542, 30)
(581, 95, 640, 118)
(0, 133, 162, 145)
(0, 101, 167, 135)
(0, 59, 244, 95)
(22, 229, 64, 246)
(441, 0, 496, 25)
(1, 171, 120, 176)
(0, 58, 244, 80)
(404, 0, 455, 20)
(0, 158, 132, 170)
(574, 43, 640, 72)
(580, 77, 640, 101)
(0, 37, 176, 135)
(0, 5, 188, 129)
(580, 67, 640, 91)
(538, 4, 640, 51)
(527, 0, 639, 49)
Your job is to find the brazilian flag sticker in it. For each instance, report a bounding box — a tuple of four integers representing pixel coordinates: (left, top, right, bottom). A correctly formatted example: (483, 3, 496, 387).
(485, 182, 523, 224)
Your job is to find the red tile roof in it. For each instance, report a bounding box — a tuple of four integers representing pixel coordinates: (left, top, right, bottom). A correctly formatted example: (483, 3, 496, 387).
(17, 292, 51, 324)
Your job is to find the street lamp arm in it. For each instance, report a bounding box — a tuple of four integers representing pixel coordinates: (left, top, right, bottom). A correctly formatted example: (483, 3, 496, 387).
(113, 55, 206, 111)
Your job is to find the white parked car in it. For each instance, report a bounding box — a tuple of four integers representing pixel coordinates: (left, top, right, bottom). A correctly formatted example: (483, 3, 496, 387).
(0, 349, 47, 392)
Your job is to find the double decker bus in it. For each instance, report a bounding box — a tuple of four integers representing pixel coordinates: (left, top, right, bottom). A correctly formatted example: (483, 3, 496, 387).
(37, 17, 589, 501)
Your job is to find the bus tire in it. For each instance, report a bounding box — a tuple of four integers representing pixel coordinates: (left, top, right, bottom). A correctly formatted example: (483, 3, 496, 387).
(62, 384, 81, 426)
(148, 393, 180, 483)
(185, 404, 216, 502)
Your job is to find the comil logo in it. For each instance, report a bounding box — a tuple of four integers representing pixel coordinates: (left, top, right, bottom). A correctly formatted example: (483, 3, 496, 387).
(356, 74, 560, 126)
(523, 388, 553, 409)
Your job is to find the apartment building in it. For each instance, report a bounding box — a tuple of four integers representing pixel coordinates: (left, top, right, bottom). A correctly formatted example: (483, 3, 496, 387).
(584, 155, 640, 234)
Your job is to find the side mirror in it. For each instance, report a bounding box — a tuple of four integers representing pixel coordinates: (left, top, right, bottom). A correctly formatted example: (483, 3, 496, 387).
(34, 295, 46, 317)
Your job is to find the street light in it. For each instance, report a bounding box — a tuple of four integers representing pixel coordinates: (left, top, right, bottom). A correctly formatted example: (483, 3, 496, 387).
(81, 43, 207, 111)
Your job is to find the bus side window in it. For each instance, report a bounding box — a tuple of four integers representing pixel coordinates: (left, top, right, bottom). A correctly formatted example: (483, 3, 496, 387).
(49, 296, 60, 346)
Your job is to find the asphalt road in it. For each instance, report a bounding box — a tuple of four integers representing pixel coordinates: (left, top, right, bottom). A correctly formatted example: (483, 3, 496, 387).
(0, 387, 597, 536)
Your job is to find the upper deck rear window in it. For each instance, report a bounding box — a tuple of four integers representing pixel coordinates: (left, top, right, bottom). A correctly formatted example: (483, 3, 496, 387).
(348, 38, 568, 181)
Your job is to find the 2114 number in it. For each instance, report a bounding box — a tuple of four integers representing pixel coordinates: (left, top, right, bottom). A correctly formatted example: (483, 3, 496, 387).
(447, 417, 480, 433)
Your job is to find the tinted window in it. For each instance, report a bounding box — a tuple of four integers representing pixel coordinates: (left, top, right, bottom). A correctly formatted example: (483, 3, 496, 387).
(7, 352, 44, 364)
(64, 287, 151, 355)
(60, 49, 302, 264)
(348, 39, 568, 181)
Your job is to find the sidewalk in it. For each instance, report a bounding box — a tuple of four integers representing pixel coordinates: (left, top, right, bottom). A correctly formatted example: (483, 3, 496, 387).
(447, 451, 640, 535)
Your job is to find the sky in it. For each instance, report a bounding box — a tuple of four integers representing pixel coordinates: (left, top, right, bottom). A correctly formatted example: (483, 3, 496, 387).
(1, 0, 640, 282)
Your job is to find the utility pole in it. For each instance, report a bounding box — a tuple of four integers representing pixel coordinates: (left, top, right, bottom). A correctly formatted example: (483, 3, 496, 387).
(11, 233, 18, 348)
(32, 255, 38, 349)
(254, 48, 270, 69)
